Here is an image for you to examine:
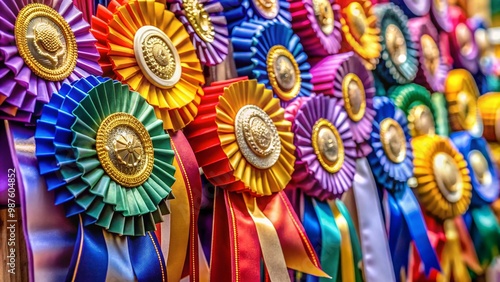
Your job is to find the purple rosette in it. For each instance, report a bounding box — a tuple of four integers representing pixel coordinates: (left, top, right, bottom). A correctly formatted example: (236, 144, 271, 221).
(311, 52, 375, 157)
(286, 95, 357, 200)
(169, 0, 229, 66)
(0, 0, 102, 122)
(430, 0, 451, 32)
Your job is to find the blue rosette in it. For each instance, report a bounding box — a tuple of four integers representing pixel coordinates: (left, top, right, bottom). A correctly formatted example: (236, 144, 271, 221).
(232, 21, 312, 106)
(222, 0, 291, 32)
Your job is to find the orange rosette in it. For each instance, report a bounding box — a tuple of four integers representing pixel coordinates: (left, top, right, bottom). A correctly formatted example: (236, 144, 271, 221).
(91, 0, 204, 131)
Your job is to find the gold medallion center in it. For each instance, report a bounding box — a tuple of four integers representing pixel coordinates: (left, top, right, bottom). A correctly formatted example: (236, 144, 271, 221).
(252, 0, 279, 19)
(434, 0, 446, 12)
(96, 112, 154, 188)
(385, 24, 407, 67)
(380, 118, 407, 163)
(184, 0, 215, 43)
(421, 34, 440, 75)
(312, 119, 345, 173)
(267, 45, 301, 101)
(469, 150, 492, 186)
(312, 0, 334, 35)
(235, 105, 281, 169)
(409, 105, 436, 136)
(456, 23, 473, 56)
(14, 3, 77, 82)
(346, 2, 367, 40)
(342, 73, 366, 122)
(433, 152, 464, 202)
(457, 90, 478, 130)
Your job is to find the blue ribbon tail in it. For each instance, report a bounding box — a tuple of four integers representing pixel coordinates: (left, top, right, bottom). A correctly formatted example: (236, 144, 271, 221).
(128, 231, 166, 282)
(302, 195, 321, 282)
(387, 193, 410, 282)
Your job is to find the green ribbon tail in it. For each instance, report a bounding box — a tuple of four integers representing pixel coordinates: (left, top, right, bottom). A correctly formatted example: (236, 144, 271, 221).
(336, 200, 363, 282)
(471, 205, 500, 269)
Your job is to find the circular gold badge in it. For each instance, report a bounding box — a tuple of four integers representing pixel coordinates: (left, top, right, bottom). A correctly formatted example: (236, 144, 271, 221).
(469, 150, 493, 186)
(311, 119, 345, 173)
(385, 24, 407, 67)
(312, 0, 334, 35)
(342, 73, 366, 122)
(433, 152, 464, 203)
(134, 25, 181, 89)
(346, 2, 367, 40)
(456, 90, 477, 130)
(456, 23, 473, 56)
(184, 0, 215, 43)
(14, 3, 77, 82)
(96, 113, 154, 188)
(267, 45, 301, 101)
(252, 0, 279, 19)
(380, 118, 407, 163)
(235, 105, 281, 169)
(420, 34, 440, 75)
(408, 105, 436, 136)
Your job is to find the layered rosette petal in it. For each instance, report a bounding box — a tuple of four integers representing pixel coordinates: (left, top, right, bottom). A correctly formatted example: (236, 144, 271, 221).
(311, 52, 375, 157)
(232, 21, 312, 106)
(91, 0, 205, 131)
(0, 0, 102, 122)
(478, 92, 500, 142)
(390, 0, 430, 17)
(430, 0, 451, 32)
(35, 76, 176, 236)
(223, 0, 291, 32)
(448, 6, 479, 74)
(286, 95, 356, 200)
(169, 0, 229, 66)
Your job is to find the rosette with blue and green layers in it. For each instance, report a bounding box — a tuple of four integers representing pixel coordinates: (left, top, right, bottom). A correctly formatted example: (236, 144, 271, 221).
(35, 76, 176, 236)
(222, 0, 291, 32)
(232, 21, 312, 106)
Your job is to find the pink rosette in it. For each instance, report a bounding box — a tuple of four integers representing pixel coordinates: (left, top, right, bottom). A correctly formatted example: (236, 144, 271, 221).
(430, 0, 451, 32)
(289, 0, 342, 57)
(0, 0, 102, 122)
(169, 0, 229, 66)
(286, 95, 357, 200)
(448, 5, 479, 74)
(310, 52, 375, 157)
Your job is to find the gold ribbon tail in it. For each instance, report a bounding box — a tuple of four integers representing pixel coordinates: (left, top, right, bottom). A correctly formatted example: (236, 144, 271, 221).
(330, 200, 356, 282)
(438, 219, 471, 282)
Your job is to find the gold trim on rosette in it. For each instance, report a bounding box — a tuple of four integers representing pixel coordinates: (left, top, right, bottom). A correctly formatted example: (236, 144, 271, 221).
(342, 73, 366, 122)
(421, 34, 440, 76)
(184, 0, 215, 43)
(311, 118, 345, 173)
(216, 80, 295, 196)
(408, 104, 436, 136)
(312, 0, 335, 36)
(252, 0, 280, 19)
(385, 24, 407, 68)
(380, 118, 407, 163)
(14, 3, 77, 82)
(96, 112, 154, 188)
(267, 45, 302, 101)
(411, 135, 472, 220)
(445, 69, 480, 132)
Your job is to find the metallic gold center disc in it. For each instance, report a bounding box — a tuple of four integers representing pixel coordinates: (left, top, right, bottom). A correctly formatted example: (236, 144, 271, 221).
(456, 23, 473, 56)
(342, 73, 366, 122)
(346, 2, 367, 40)
(433, 152, 464, 203)
(252, 0, 279, 19)
(312, 0, 334, 35)
(434, 0, 446, 13)
(184, 0, 215, 43)
(96, 113, 154, 188)
(469, 150, 492, 186)
(235, 105, 281, 169)
(14, 3, 77, 82)
(457, 90, 478, 130)
(409, 105, 436, 136)
(420, 34, 440, 75)
(385, 24, 407, 67)
(134, 25, 181, 89)
(380, 118, 407, 163)
(311, 118, 345, 173)
(267, 45, 301, 101)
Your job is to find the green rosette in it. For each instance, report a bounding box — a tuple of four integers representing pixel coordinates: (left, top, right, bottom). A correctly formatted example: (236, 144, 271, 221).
(431, 92, 450, 137)
(70, 79, 176, 236)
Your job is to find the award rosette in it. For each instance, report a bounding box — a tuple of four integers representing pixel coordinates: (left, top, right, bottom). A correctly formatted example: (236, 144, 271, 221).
(374, 3, 418, 85)
(223, 0, 291, 32)
(288, 0, 342, 57)
(430, 0, 451, 32)
(311, 52, 376, 157)
(169, 0, 229, 66)
(0, 0, 102, 122)
(448, 5, 479, 74)
(337, 0, 381, 69)
(35, 76, 174, 281)
(232, 21, 312, 106)
(91, 0, 205, 131)
(390, 0, 430, 17)
(408, 17, 450, 93)
(478, 92, 500, 142)
(184, 78, 327, 281)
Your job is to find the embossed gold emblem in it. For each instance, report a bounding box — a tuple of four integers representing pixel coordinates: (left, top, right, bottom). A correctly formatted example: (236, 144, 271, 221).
(469, 150, 492, 186)
(420, 34, 440, 75)
(385, 24, 407, 67)
(235, 105, 281, 169)
(346, 2, 367, 40)
(267, 45, 301, 101)
(14, 3, 77, 81)
(96, 113, 154, 188)
(312, 0, 334, 35)
(456, 23, 473, 56)
(312, 118, 344, 173)
(342, 73, 366, 122)
(433, 152, 464, 202)
(134, 25, 181, 89)
(184, 0, 215, 42)
(380, 118, 407, 163)
(252, 0, 279, 19)
(408, 105, 436, 136)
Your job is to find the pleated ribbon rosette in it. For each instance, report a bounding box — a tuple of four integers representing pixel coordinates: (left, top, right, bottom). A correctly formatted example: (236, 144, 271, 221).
(390, 0, 430, 17)
(0, 0, 102, 122)
(184, 78, 328, 282)
(478, 92, 500, 143)
(448, 5, 480, 74)
(221, 0, 291, 32)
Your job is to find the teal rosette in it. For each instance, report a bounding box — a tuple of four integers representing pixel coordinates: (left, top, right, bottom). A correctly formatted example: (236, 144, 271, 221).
(35, 76, 175, 236)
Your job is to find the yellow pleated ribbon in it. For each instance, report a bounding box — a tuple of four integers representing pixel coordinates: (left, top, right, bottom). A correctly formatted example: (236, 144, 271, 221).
(437, 219, 471, 282)
(330, 201, 356, 282)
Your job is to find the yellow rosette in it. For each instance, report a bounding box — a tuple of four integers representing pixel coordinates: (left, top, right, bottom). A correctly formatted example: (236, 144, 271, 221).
(478, 92, 500, 142)
(91, 0, 204, 131)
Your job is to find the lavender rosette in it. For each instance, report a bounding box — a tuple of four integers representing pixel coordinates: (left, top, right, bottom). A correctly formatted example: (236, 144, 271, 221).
(430, 0, 452, 32)
(0, 0, 102, 122)
(311, 52, 375, 157)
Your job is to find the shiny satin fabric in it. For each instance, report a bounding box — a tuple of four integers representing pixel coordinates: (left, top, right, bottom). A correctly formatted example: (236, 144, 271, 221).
(1, 120, 17, 205)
